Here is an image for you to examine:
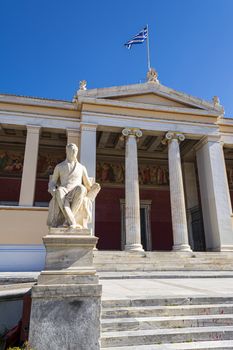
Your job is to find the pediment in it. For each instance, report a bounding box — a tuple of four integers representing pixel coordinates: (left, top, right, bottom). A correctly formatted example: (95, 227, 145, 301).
(106, 92, 198, 109)
(77, 82, 223, 114)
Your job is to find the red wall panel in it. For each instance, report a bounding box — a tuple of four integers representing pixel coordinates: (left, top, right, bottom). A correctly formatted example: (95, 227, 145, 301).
(95, 187, 173, 251)
(34, 179, 51, 203)
(0, 178, 21, 202)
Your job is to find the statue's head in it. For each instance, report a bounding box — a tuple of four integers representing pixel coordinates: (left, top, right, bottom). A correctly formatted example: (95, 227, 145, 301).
(66, 143, 78, 162)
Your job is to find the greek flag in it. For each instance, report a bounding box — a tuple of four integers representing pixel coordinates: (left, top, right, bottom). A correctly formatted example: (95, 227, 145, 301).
(124, 27, 148, 49)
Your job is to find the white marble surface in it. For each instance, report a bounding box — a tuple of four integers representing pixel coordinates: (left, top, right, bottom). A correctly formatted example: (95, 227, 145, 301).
(196, 137, 233, 251)
(123, 129, 143, 252)
(101, 277, 233, 300)
(166, 133, 191, 251)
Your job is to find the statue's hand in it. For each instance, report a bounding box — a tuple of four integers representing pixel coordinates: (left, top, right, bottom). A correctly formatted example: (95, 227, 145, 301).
(48, 187, 57, 197)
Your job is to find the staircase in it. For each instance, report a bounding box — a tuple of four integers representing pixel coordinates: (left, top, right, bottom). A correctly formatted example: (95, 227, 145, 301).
(100, 296, 233, 349)
(94, 251, 233, 272)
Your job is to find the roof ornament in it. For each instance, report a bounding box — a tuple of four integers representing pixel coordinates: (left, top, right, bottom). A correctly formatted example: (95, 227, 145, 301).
(212, 96, 220, 107)
(146, 68, 159, 84)
(79, 80, 87, 91)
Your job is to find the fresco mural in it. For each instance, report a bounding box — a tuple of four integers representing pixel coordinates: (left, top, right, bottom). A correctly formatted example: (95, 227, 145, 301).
(37, 148, 66, 179)
(0, 147, 65, 179)
(96, 161, 169, 187)
(0, 149, 24, 177)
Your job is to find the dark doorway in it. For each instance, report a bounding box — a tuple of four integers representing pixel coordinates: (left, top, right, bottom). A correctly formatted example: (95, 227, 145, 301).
(140, 208, 147, 250)
(190, 206, 206, 251)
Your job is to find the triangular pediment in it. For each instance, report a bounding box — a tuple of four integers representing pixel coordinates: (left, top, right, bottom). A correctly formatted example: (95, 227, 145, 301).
(77, 82, 224, 114)
(106, 92, 198, 109)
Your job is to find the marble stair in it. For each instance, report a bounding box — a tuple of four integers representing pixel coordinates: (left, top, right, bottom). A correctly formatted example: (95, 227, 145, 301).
(100, 297, 233, 349)
(94, 251, 233, 272)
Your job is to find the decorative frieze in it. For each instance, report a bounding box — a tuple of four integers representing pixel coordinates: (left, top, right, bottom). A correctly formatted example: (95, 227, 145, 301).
(96, 160, 168, 187)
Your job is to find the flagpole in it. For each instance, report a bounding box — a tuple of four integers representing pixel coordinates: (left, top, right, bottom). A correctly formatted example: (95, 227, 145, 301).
(146, 24, 151, 71)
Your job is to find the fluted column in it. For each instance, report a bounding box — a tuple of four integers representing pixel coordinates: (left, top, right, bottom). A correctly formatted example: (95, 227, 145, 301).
(165, 132, 191, 251)
(122, 128, 144, 252)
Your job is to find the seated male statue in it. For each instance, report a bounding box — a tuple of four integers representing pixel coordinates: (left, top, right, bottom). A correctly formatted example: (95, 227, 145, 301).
(47, 143, 100, 229)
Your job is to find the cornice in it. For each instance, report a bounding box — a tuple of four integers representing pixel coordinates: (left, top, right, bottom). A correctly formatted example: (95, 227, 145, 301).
(0, 94, 75, 110)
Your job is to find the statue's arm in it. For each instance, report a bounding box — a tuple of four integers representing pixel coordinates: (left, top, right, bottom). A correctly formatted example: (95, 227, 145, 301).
(48, 165, 59, 196)
(82, 166, 92, 191)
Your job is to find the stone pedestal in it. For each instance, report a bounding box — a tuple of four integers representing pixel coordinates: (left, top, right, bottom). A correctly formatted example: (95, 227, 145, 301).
(29, 228, 102, 350)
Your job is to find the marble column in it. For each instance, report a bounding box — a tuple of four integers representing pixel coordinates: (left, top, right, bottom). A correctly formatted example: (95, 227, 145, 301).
(19, 125, 41, 206)
(165, 132, 191, 251)
(196, 136, 233, 251)
(122, 128, 144, 252)
(80, 123, 97, 235)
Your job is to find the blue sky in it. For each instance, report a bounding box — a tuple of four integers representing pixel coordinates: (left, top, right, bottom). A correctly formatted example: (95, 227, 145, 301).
(1, 0, 233, 115)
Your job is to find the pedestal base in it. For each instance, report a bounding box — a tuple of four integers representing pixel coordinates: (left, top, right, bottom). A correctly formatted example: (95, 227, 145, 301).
(29, 228, 102, 350)
(29, 284, 101, 350)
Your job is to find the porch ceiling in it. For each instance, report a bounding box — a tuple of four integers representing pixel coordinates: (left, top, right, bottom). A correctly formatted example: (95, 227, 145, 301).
(96, 131, 198, 160)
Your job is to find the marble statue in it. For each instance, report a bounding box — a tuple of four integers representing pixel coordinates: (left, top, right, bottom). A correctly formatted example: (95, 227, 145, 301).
(146, 68, 159, 83)
(47, 143, 100, 228)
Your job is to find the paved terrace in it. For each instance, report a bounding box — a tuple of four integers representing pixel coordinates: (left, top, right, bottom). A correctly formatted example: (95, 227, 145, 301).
(1, 272, 233, 300)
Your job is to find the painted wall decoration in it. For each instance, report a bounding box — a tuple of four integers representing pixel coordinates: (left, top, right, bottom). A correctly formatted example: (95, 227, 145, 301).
(37, 148, 66, 179)
(0, 147, 66, 179)
(96, 161, 169, 187)
(0, 149, 24, 177)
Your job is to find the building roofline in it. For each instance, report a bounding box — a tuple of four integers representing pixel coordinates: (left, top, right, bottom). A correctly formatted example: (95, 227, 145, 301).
(0, 93, 75, 110)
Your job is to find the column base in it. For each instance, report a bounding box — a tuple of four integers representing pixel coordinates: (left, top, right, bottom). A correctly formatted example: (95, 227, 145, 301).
(125, 244, 144, 252)
(173, 243, 192, 252)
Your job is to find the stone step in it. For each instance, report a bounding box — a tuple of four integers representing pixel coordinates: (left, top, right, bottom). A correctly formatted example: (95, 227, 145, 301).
(100, 326, 233, 347)
(95, 264, 233, 272)
(101, 314, 233, 332)
(101, 304, 233, 319)
(101, 340, 233, 349)
(102, 297, 233, 308)
(99, 271, 233, 280)
(94, 251, 233, 272)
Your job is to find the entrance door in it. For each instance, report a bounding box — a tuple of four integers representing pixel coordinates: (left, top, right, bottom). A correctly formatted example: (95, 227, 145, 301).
(190, 206, 206, 251)
(120, 199, 152, 251)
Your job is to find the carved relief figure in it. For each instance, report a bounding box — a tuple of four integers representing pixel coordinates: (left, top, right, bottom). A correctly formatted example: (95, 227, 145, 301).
(47, 143, 100, 228)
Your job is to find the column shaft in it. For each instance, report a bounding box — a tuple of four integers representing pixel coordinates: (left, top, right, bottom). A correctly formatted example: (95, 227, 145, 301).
(80, 123, 97, 235)
(19, 125, 41, 206)
(166, 132, 191, 251)
(123, 128, 143, 252)
(196, 137, 233, 251)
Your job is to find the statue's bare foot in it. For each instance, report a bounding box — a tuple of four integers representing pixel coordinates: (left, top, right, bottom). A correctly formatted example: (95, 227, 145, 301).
(63, 221, 69, 227)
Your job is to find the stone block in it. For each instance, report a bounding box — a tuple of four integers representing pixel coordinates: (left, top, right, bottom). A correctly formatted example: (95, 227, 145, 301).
(29, 285, 102, 350)
(29, 228, 102, 350)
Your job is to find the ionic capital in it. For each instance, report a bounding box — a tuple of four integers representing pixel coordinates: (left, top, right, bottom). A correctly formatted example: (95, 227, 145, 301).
(162, 132, 185, 144)
(122, 128, 142, 138)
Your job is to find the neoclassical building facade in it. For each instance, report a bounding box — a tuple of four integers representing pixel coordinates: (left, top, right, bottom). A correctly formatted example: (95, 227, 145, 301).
(1, 76, 233, 270)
